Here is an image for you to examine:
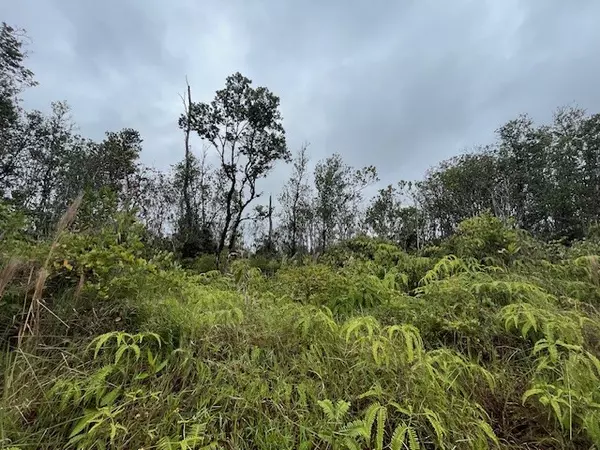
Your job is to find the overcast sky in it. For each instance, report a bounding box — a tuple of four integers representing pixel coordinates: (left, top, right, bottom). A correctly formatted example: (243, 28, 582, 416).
(2, 0, 600, 195)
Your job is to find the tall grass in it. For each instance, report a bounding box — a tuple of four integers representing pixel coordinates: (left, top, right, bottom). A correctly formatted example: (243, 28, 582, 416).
(1, 213, 599, 448)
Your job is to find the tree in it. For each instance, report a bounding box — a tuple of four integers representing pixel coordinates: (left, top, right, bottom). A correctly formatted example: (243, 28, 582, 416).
(177, 78, 198, 255)
(21, 102, 79, 234)
(171, 149, 218, 257)
(93, 128, 143, 194)
(0, 22, 37, 195)
(495, 114, 552, 235)
(182, 72, 289, 262)
(314, 153, 378, 251)
(580, 113, 600, 229)
(547, 106, 586, 240)
(416, 150, 500, 239)
(122, 166, 176, 246)
(0, 22, 36, 128)
(251, 194, 278, 256)
(366, 184, 402, 241)
(279, 144, 312, 256)
(365, 182, 420, 249)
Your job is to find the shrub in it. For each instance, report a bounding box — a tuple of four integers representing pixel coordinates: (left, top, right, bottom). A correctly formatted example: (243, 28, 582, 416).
(2, 213, 600, 449)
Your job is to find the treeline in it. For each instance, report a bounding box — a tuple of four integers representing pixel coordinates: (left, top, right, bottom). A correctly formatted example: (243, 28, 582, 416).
(2, 22, 600, 263)
(418, 110, 600, 242)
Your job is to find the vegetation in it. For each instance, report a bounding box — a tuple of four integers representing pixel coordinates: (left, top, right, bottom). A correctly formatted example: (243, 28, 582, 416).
(3, 205, 600, 449)
(2, 21, 600, 449)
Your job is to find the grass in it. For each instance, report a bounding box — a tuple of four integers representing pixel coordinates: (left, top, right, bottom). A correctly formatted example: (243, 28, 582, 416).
(1, 213, 600, 449)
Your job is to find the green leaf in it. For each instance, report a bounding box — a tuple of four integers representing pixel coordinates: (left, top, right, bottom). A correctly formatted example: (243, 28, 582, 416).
(115, 345, 127, 364)
(424, 408, 445, 443)
(69, 410, 101, 438)
(91, 333, 114, 359)
(100, 388, 121, 407)
(341, 419, 369, 439)
(154, 359, 169, 374)
(130, 344, 141, 361)
(522, 388, 545, 405)
(110, 422, 117, 442)
(363, 402, 380, 439)
(375, 406, 387, 450)
(138, 332, 162, 348)
(407, 427, 420, 450)
(390, 423, 408, 450)
(550, 398, 563, 425)
(477, 420, 499, 445)
(335, 400, 351, 421)
(343, 437, 361, 450)
(389, 401, 412, 417)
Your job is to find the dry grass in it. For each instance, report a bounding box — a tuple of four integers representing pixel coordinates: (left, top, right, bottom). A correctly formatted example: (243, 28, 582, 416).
(0, 258, 21, 299)
(2, 194, 84, 348)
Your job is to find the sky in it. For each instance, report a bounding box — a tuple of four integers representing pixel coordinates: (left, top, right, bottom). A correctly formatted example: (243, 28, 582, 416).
(3, 0, 600, 197)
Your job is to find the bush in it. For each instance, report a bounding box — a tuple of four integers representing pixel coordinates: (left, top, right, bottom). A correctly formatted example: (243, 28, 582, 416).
(441, 213, 521, 263)
(184, 254, 218, 273)
(2, 213, 600, 449)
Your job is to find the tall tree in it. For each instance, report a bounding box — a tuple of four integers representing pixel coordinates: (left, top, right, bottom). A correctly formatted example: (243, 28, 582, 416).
(129, 166, 176, 243)
(314, 153, 378, 251)
(278, 144, 312, 255)
(171, 149, 218, 257)
(177, 78, 197, 253)
(21, 102, 79, 234)
(416, 150, 500, 239)
(93, 128, 143, 194)
(182, 72, 289, 261)
(0, 22, 37, 195)
(366, 184, 402, 241)
(0, 22, 36, 128)
(580, 113, 600, 228)
(495, 115, 552, 235)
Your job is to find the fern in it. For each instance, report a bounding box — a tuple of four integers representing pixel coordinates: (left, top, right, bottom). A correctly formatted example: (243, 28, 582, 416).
(318, 399, 351, 424)
(375, 406, 387, 450)
(386, 324, 424, 363)
(501, 303, 584, 346)
(390, 422, 421, 450)
(419, 255, 483, 286)
(342, 316, 381, 343)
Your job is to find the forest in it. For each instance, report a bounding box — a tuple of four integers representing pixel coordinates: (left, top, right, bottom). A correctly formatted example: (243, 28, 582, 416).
(2, 21, 600, 449)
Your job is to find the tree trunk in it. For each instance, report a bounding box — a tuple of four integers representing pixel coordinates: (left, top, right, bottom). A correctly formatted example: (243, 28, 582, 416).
(182, 80, 193, 235)
(268, 194, 273, 251)
(217, 181, 235, 267)
(227, 209, 243, 253)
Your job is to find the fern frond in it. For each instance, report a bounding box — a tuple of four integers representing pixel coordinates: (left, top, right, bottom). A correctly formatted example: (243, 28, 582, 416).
(390, 423, 409, 450)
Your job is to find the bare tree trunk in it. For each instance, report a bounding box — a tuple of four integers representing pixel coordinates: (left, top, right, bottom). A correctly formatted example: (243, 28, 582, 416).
(227, 208, 242, 252)
(268, 194, 273, 251)
(182, 79, 193, 234)
(217, 176, 236, 267)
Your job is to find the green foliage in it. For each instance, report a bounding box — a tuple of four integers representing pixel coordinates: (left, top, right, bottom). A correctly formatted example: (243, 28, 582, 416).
(416, 109, 600, 243)
(185, 254, 218, 273)
(441, 213, 520, 263)
(247, 254, 281, 276)
(313, 154, 378, 250)
(3, 200, 600, 450)
(0, 200, 31, 248)
(183, 71, 290, 255)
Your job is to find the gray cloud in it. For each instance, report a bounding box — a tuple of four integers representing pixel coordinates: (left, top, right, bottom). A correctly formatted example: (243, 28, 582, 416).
(2, 0, 600, 195)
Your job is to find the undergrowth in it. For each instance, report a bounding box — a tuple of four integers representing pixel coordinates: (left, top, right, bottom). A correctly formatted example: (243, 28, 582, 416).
(1, 212, 600, 449)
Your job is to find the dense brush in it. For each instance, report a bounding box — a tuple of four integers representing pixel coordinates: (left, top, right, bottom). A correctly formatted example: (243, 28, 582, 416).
(1, 214, 600, 449)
